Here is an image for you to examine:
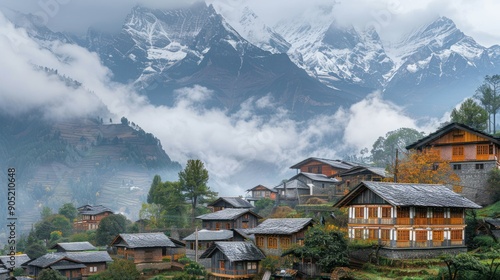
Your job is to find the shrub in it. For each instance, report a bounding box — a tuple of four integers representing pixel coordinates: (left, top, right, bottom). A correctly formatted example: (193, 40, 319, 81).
(473, 235, 496, 248)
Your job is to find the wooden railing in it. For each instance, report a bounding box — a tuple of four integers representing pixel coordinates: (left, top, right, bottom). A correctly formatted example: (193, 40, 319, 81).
(450, 218, 463, 225)
(396, 218, 411, 225)
(380, 218, 394, 224)
(451, 240, 464, 246)
(211, 268, 257, 276)
(414, 218, 428, 225)
(431, 218, 445, 225)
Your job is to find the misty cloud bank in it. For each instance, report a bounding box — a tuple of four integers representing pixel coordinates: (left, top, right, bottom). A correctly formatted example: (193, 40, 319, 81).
(0, 11, 443, 196)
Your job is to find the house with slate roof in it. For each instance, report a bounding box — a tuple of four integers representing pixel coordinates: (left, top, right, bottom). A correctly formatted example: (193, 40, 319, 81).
(275, 172, 341, 203)
(334, 181, 481, 259)
(245, 185, 277, 205)
(24, 251, 112, 279)
(0, 254, 30, 279)
(208, 197, 254, 212)
(110, 232, 182, 264)
(197, 208, 261, 230)
(290, 157, 356, 177)
(247, 218, 314, 256)
(406, 122, 500, 205)
(51, 242, 96, 252)
(338, 166, 389, 193)
(74, 205, 113, 231)
(24, 254, 86, 279)
(200, 241, 265, 280)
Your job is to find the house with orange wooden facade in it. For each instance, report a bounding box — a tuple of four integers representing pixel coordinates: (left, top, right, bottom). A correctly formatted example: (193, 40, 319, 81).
(334, 181, 481, 259)
(245, 185, 277, 205)
(290, 157, 356, 177)
(406, 122, 500, 205)
(74, 205, 113, 231)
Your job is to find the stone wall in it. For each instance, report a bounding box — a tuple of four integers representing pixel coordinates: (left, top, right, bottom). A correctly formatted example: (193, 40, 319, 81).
(451, 161, 496, 205)
(378, 246, 467, 259)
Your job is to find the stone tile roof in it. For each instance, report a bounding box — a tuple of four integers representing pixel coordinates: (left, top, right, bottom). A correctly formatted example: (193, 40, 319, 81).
(208, 197, 254, 208)
(0, 254, 30, 268)
(77, 205, 113, 215)
(247, 218, 313, 235)
(51, 242, 96, 252)
(196, 208, 261, 220)
(334, 181, 482, 209)
(183, 229, 233, 241)
(290, 172, 339, 183)
(290, 157, 356, 170)
(64, 251, 112, 263)
(200, 241, 265, 261)
(485, 218, 500, 228)
(26, 254, 74, 268)
(111, 232, 176, 248)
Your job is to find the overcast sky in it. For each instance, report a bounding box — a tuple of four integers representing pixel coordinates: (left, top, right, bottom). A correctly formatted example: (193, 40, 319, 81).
(1, 0, 500, 46)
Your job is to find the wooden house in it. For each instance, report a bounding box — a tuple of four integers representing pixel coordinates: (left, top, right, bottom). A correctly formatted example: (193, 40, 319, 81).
(51, 242, 96, 252)
(406, 122, 500, 205)
(0, 254, 30, 279)
(74, 205, 113, 231)
(275, 172, 340, 203)
(197, 208, 261, 230)
(208, 197, 254, 212)
(290, 157, 356, 177)
(247, 218, 314, 256)
(23, 251, 112, 279)
(333, 181, 481, 259)
(245, 185, 277, 204)
(200, 241, 265, 280)
(183, 229, 247, 251)
(338, 166, 389, 193)
(110, 232, 180, 264)
(24, 254, 86, 280)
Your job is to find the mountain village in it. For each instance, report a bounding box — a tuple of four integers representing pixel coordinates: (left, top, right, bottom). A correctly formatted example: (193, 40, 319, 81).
(1, 1, 500, 280)
(1, 122, 500, 279)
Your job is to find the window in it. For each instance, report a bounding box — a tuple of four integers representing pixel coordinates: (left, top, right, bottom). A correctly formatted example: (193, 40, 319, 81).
(242, 221, 249, 229)
(433, 230, 444, 242)
(452, 146, 464, 156)
(397, 230, 410, 241)
(477, 144, 489, 155)
(247, 262, 257, 270)
(281, 237, 291, 249)
(256, 236, 264, 247)
(380, 229, 390, 241)
(226, 223, 231, 229)
(453, 164, 461, 170)
(219, 260, 225, 270)
(354, 229, 363, 239)
(476, 163, 484, 170)
(450, 209, 463, 219)
(398, 207, 410, 218)
(415, 231, 427, 242)
(368, 207, 378, 218)
(451, 230, 462, 240)
(268, 237, 278, 249)
(354, 207, 364, 218)
(215, 223, 221, 230)
(432, 163, 439, 171)
(368, 229, 377, 240)
(381, 207, 391, 218)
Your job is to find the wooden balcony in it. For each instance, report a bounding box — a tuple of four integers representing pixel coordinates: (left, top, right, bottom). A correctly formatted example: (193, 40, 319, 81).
(413, 218, 428, 225)
(396, 218, 411, 225)
(349, 217, 464, 226)
(431, 218, 445, 225)
(450, 218, 464, 225)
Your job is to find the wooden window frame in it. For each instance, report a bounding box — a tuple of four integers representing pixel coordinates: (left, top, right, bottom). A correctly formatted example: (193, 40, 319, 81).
(256, 236, 264, 247)
(415, 231, 427, 242)
(381, 207, 391, 218)
(380, 229, 390, 241)
(268, 237, 278, 249)
(368, 207, 378, 218)
(397, 230, 410, 241)
(451, 230, 462, 240)
(354, 207, 364, 218)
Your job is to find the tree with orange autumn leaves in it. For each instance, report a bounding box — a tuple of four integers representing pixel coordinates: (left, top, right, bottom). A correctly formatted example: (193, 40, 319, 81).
(388, 149, 461, 185)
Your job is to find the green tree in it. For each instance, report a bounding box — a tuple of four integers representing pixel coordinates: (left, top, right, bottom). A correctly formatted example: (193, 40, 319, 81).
(441, 253, 486, 280)
(35, 219, 56, 240)
(285, 226, 349, 273)
(98, 259, 140, 280)
(254, 198, 274, 217)
(25, 243, 47, 259)
(179, 159, 217, 221)
(475, 75, 500, 133)
(38, 268, 67, 280)
(371, 128, 425, 168)
(40, 206, 53, 220)
(95, 214, 127, 246)
(58, 203, 78, 222)
(450, 98, 488, 131)
(147, 174, 163, 203)
(47, 214, 72, 237)
(486, 169, 500, 202)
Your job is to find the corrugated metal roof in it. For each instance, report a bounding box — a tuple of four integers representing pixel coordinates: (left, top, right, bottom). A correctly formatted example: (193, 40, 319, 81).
(196, 208, 260, 220)
(247, 218, 313, 235)
(77, 205, 113, 215)
(112, 232, 176, 248)
(51, 242, 96, 252)
(183, 229, 233, 241)
(200, 242, 265, 261)
(334, 181, 482, 209)
(208, 197, 254, 208)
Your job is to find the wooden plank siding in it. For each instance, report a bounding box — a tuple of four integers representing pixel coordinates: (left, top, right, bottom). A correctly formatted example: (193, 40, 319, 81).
(298, 161, 343, 176)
